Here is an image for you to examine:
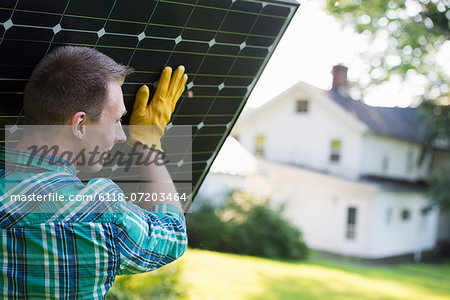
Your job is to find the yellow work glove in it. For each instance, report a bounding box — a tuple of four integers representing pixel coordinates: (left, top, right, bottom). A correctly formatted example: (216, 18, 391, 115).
(128, 65, 188, 152)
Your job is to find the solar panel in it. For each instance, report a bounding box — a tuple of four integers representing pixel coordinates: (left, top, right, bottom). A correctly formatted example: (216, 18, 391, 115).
(0, 0, 299, 211)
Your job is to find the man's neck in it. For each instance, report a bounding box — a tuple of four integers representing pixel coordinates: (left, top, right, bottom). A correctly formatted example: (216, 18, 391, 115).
(15, 130, 76, 160)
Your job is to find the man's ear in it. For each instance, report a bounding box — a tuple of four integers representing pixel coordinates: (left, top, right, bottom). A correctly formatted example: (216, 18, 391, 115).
(71, 111, 87, 139)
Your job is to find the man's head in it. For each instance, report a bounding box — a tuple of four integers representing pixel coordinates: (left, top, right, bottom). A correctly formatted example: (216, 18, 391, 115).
(24, 46, 133, 125)
(22, 46, 133, 172)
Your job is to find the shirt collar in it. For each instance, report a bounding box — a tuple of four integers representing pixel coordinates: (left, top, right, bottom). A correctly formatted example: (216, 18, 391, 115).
(0, 145, 77, 176)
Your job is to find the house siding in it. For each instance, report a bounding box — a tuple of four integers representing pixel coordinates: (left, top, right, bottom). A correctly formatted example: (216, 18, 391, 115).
(237, 88, 364, 179)
(361, 134, 432, 181)
(369, 191, 438, 258)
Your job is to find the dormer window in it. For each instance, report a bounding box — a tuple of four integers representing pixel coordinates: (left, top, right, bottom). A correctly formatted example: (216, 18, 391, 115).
(255, 135, 265, 156)
(296, 100, 309, 113)
(406, 150, 413, 172)
(382, 155, 389, 173)
(329, 139, 341, 162)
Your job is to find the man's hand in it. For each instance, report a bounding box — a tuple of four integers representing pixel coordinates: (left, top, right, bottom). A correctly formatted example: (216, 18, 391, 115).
(128, 65, 188, 152)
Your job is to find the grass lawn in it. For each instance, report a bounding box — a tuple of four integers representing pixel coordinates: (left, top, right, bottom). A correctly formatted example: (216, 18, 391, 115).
(177, 249, 450, 300)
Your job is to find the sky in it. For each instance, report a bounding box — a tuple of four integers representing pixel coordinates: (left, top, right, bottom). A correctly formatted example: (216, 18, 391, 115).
(246, 0, 450, 109)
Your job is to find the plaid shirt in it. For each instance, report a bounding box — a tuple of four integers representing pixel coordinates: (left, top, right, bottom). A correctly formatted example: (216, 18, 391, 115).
(0, 146, 187, 299)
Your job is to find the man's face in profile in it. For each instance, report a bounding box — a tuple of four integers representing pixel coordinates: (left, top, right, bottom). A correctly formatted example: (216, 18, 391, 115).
(77, 82, 127, 173)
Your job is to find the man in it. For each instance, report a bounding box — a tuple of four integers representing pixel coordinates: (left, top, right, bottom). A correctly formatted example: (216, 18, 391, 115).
(0, 46, 188, 298)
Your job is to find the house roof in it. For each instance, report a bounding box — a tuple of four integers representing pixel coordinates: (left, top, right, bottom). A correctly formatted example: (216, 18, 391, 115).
(209, 136, 259, 176)
(237, 81, 430, 145)
(327, 89, 428, 144)
(360, 175, 428, 192)
(260, 158, 426, 193)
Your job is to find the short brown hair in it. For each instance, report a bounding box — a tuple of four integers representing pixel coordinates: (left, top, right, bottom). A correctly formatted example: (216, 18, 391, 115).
(23, 46, 133, 125)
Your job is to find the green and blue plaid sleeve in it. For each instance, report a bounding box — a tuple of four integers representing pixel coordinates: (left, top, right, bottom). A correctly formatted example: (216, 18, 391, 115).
(114, 199, 188, 275)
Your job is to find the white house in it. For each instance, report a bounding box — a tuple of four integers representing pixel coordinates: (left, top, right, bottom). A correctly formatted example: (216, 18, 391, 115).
(223, 65, 449, 259)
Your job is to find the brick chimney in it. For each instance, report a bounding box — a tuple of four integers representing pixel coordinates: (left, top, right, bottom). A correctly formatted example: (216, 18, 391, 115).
(332, 65, 348, 90)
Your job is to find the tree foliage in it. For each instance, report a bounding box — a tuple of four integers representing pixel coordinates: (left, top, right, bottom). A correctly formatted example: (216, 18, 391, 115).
(325, 0, 449, 99)
(418, 99, 450, 142)
(428, 167, 450, 211)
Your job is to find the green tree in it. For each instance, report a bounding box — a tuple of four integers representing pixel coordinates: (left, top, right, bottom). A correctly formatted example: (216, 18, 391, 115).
(420, 100, 450, 212)
(325, 0, 449, 98)
(325, 0, 450, 210)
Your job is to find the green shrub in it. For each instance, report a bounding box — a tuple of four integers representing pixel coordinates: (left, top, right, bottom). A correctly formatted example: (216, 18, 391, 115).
(187, 191, 308, 260)
(185, 204, 233, 250)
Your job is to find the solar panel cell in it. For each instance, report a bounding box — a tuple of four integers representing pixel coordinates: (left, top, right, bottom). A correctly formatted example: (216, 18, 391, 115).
(224, 76, 253, 86)
(262, 4, 291, 16)
(0, 10, 8, 23)
(0, 79, 25, 93)
(231, 1, 262, 14)
(66, 0, 116, 19)
(12, 11, 60, 27)
(180, 28, 215, 41)
(150, 2, 194, 27)
(240, 47, 267, 58)
(129, 49, 171, 70)
(208, 99, 242, 115)
(204, 115, 233, 125)
(6, 26, 52, 41)
(187, 7, 227, 30)
(246, 35, 275, 47)
(167, 52, 205, 72)
(199, 56, 235, 75)
(17, 0, 68, 14)
(175, 40, 209, 53)
(215, 32, 247, 45)
(222, 11, 258, 34)
(230, 57, 263, 77)
(0, 65, 33, 79)
(0, 40, 47, 65)
(99, 47, 135, 66)
(105, 21, 145, 36)
(252, 15, 285, 36)
(0, 95, 23, 116)
(53, 31, 98, 44)
(172, 115, 204, 125)
(139, 36, 175, 51)
(191, 75, 223, 85)
(60, 16, 104, 31)
(109, 0, 157, 22)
